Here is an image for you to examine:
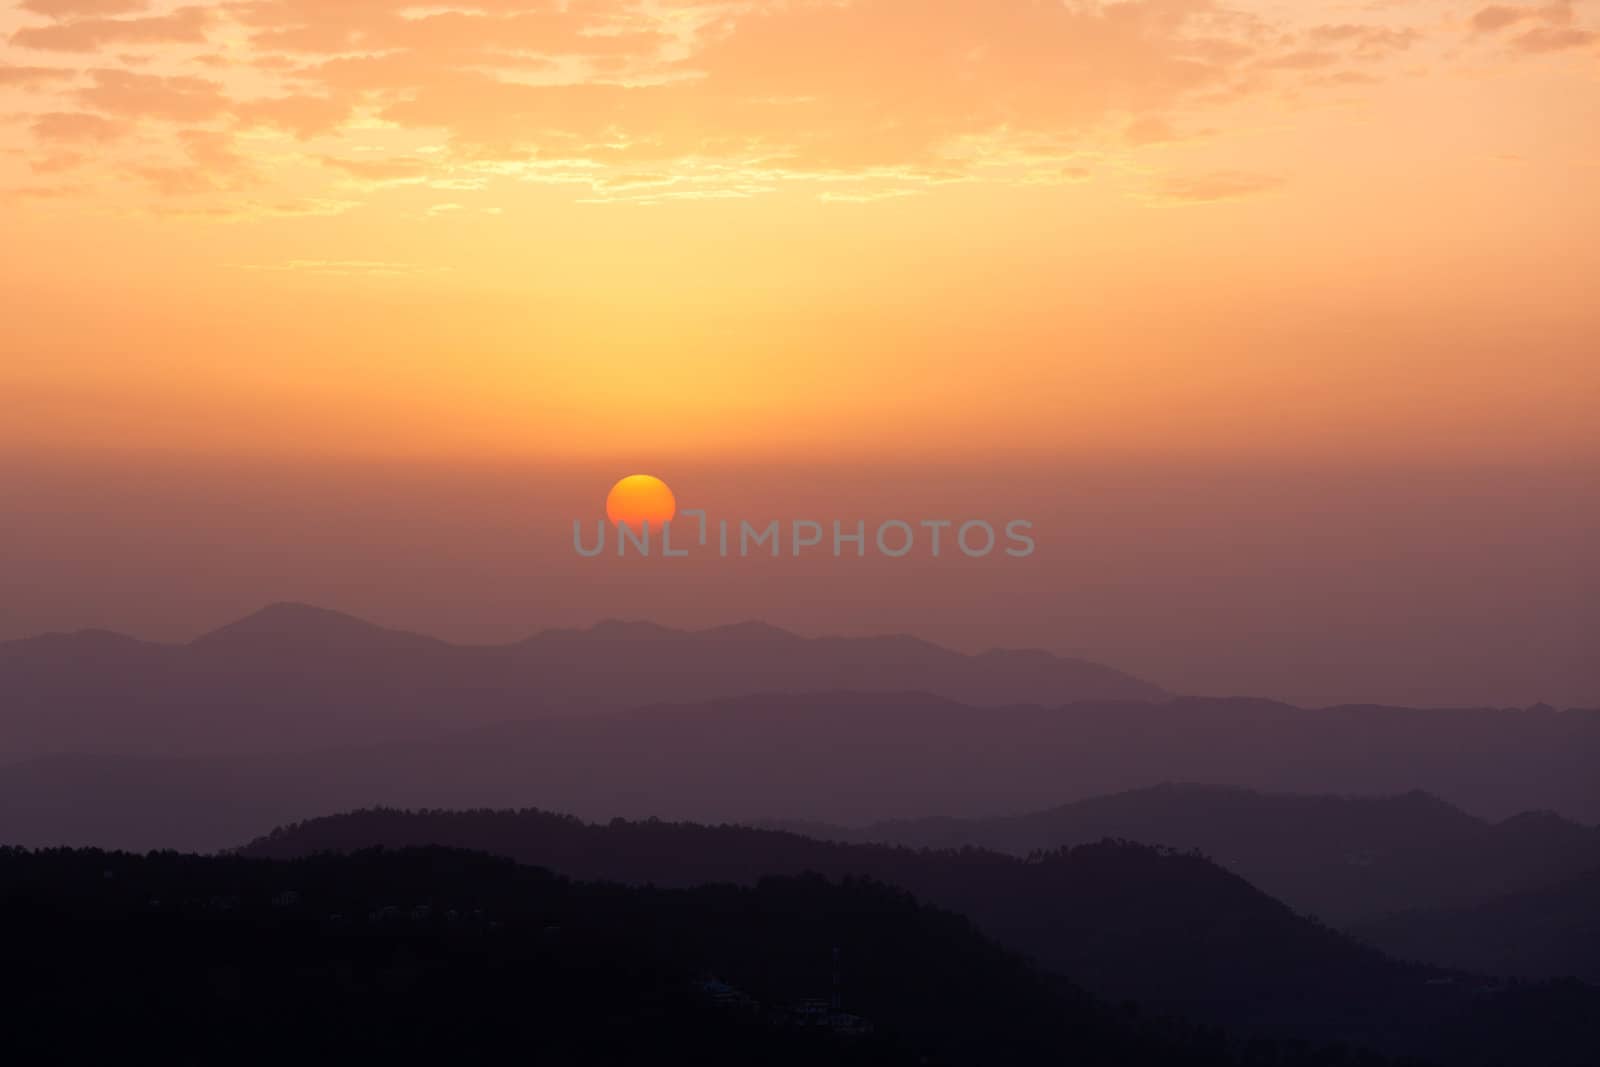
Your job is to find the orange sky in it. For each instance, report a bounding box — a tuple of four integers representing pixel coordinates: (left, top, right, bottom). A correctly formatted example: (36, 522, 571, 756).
(2, 0, 1597, 465)
(2, 2, 1598, 707)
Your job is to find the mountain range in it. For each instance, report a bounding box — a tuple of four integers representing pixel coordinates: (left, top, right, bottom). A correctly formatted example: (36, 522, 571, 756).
(4, 603, 1597, 1063)
(761, 783, 1600, 924)
(1351, 866, 1600, 985)
(6, 606, 1592, 841)
(3, 687, 1596, 853)
(0, 602, 1163, 758)
(235, 807, 1600, 1063)
(4, 845, 1256, 1067)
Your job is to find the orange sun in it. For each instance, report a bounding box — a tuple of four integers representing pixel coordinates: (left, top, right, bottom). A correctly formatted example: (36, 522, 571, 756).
(605, 475, 677, 531)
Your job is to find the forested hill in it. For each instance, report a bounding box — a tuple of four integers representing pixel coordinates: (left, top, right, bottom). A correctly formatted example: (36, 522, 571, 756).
(3, 844, 1361, 1067)
(236, 807, 1600, 1064)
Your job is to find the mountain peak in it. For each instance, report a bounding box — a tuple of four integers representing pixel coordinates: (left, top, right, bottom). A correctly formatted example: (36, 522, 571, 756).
(697, 620, 799, 641)
(191, 603, 440, 651)
(0, 627, 158, 659)
(587, 619, 682, 639)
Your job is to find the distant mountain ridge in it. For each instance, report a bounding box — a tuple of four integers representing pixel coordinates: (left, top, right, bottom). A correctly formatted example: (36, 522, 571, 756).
(1351, 865, 1600, 984)
(190, 602, 449, 653)
(761, 783, 1600, 923)
(0, 602, 1165, 758)
(3, 691, 1597, 854)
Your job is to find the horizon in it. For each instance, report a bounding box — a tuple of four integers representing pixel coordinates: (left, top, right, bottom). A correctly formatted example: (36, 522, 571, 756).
(6, 454, 1594, 707)
(11, 598, 1598, 713)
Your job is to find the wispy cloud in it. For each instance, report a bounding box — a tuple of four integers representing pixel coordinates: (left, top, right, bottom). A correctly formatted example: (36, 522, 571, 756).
(0, 0, 1593, 214)
(11, 6, 211, 53)
(1150, 170, 1285, 203)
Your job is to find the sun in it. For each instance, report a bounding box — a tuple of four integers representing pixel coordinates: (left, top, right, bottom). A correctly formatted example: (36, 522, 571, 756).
(606, 475, 677, 531)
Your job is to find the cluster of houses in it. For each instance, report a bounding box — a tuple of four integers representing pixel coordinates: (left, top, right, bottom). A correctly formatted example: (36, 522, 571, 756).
(694, 976, 872, 1037)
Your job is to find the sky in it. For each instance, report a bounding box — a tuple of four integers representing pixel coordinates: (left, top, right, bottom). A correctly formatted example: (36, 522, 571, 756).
(1, 0, 1597, 707)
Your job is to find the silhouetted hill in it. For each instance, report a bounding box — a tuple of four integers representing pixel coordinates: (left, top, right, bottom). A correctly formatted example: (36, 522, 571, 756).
(5, 691, 1596, 854)
(235, 807, 1600, 1062)
(0, 844, 1257, 1067)
(1352, 865, 1600, 984)
(762, 784, 1600, 922)
(15, 844, 1475, 1067)
(0, 607, 480, 755)
(191, 602, 448, 654)
(0, 605, 1163, 757)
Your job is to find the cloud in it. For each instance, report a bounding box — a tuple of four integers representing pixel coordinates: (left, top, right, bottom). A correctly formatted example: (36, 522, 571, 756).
(225, 0, 666, 58)
(1153, 170, 1284, 203)
(1469, 3, 1593, 52)
(317, 155, 432, 183)
(1512, 25, 1595, 51)
(1473, 6, 1538, 33)
(19, 0, 147, 14)
(10, 7, 213, 53)
(1472, 2, 1581, 35)
(178, 128, 246, 171)
(1307, 24, 1419, 56)
(233, 93, 352, 138)
(204, 0, 1269, 178)
(0, 62, 76, 88)
(30, 111, 126, 142)
(1, 0, 1589, 214)
(1262, 49, 1341, 70)
(30, 149, 88, 173)
(7, 180, 90, 198)
(74, 68, 229, 121)
(130, 128, 253, 195)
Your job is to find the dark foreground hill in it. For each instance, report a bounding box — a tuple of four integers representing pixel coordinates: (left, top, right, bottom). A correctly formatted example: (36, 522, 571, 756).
(0, 845, 1370, 1067)
(237, 808, 1600, 1064)
(763, 784, 1600, 924)
(0, 603, 1161, 758)
(5, 691, 1597, 855)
